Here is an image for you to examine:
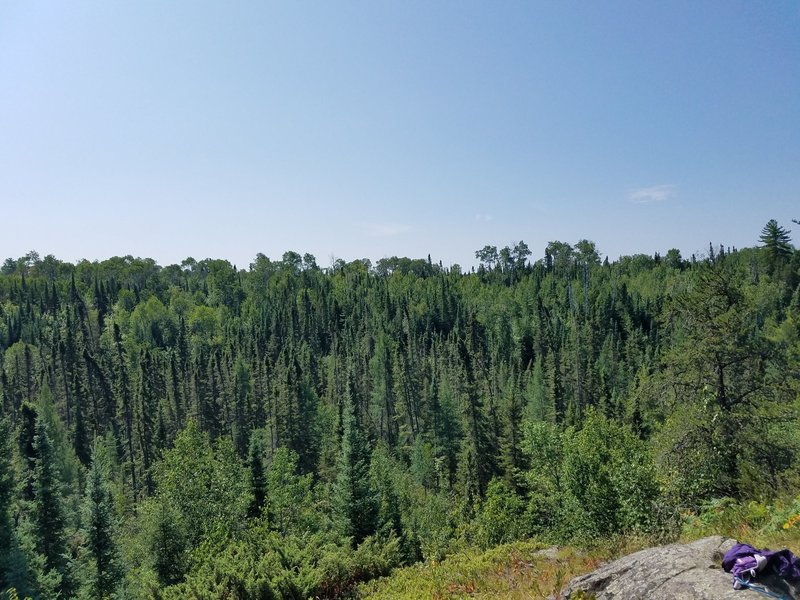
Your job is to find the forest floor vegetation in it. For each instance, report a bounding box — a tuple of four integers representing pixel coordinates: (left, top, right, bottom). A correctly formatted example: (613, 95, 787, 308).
(359, 496, 800, 599)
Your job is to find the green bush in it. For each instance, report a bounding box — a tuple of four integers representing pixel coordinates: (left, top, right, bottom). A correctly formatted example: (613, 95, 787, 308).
(560, 410, 662, 540)
(473, 478, 533, 549)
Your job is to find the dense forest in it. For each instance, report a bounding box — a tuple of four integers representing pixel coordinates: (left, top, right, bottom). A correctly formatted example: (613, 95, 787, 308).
(1, 220, 799, 599)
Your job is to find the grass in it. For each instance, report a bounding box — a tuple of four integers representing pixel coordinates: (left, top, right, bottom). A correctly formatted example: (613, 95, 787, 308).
(357, 539, 636, 599)
(359, 496, 800, 599)
(680, 496, 800, 553)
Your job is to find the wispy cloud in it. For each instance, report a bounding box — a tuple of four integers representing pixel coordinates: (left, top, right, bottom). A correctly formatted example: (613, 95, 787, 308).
(629, 184, 676, 204)
(364, 223, 415, 237)
(475, 213, 493, 222)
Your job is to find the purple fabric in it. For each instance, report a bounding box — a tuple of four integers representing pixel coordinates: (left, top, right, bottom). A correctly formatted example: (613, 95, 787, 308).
(723, 544, 763, 580)
(723, 543, 800, 582)
(768, 549, 800, 581)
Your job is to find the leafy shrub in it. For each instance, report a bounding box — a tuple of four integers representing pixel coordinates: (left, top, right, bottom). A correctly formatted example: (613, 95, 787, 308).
(473, 478, 534, 549)
(682, 496, 800, 550)
(159, 523, 403, 600)
(560, 410, 662, 540)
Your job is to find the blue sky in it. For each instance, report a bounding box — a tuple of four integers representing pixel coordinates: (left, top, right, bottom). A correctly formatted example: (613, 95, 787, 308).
(1, 1, 798, 269)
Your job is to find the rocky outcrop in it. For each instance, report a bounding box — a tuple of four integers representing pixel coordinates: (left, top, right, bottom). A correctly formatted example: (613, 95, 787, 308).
(561, 536, 770, 599)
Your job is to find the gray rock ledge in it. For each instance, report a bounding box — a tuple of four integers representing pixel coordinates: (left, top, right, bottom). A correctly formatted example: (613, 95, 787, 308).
(561, 535, 766, 599)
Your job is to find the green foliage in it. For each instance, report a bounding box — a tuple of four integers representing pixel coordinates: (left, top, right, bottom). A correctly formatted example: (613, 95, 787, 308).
(409, 489, 453, 562)
(30, 416, 70, 595)
(760, 219, 793, 275)
(0, 233, 798, 595)
(265, 446, 317, 537)
(187, 304, 221, 347)
(560, 410, 661, 540)
(130, 422, 251, 587)
(358, 539, 605, 600)
(369, 442, 404, 540)
(0, 419, 21, 594)
(521, 420, 562, 534)
(35, 383, 82, 494)
(0, 589, 32, 600)
(0, 419, 13, 531)
(332, 394, 378, 546)
(137, 497, 190, 587)
(649, 257, 797, 505)
(158, 519, 402, 600)
(153, 421, 250, 547)
(473, 478, 533, 549)
(78, 442, 123, 599)
(682, 496, 800, 552)
(129, 295, 175, 349)
(247, 432, 267, 519)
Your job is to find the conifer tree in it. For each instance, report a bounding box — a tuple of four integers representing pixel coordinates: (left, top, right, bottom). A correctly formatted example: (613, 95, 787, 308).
(369, 333, 397, 445)
(0, 418, 15, 588)
(454, 344, 495, 501)
(232, 357, 251, 457)
(17, 404, 37, 501)
(73, 371, 90, 466)
(247, 433, 267, 519)
(135, 350, 158, 495)
(332, 391, 377, 546)
(759, 219, 793, 275)
(499, 371, 525, 489)
(0, 417, 31, 599)
(80, 442, 122, 599)
(31, 416, 70, 595)
(369, 442, 403, 541)
(112, 323, 137, 495)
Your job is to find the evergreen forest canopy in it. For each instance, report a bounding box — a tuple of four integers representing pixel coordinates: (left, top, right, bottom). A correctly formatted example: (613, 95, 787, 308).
(1, 219, 799, 599)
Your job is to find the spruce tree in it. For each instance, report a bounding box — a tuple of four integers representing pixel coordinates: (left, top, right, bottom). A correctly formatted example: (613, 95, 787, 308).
(499, 371, 525, 490)
(73, 371, 90, 467)
(80, 442, 122, 599)
(332, 392, 377, 546)
(31, 416, 70, 594)
(17, 404, 37, 501)
(247, 433, 267, 519)
(112, 323, 137, 496)
(232, 357, 251, 458)
(0, 418, 15, 588)
(369, 443, 403, 540)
